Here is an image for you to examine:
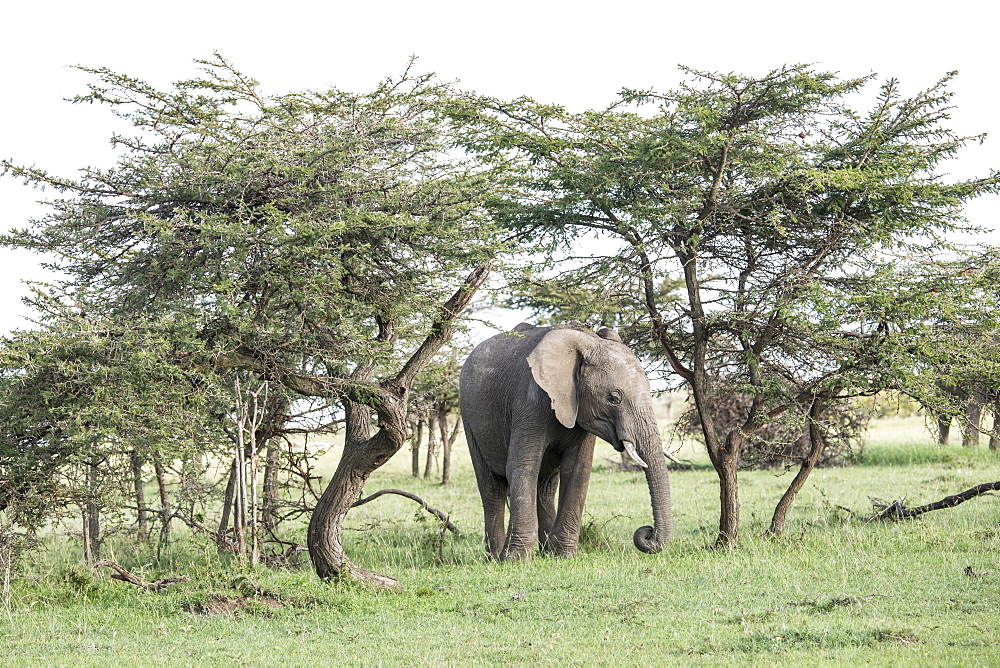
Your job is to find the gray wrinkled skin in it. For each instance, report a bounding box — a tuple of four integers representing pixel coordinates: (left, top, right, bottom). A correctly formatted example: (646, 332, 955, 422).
(460, 323, 673, 561)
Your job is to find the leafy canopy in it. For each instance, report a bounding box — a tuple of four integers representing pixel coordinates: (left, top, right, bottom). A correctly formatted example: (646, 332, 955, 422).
(2, 55, 505, 398)
(452, 64, 1000, 408)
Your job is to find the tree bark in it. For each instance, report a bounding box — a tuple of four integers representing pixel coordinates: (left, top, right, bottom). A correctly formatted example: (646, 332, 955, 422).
(307, 399, 406, 587)
(249, 434, 260, 565)
(351, 488, 460, 533)
(218, 457, 237, 539)
(439, 408, 460, 486)
(874, 481, 1000, 520)
(130, 450, 149, 541)
(152, 455, 172, 541)
(82, 461, 101, 564)
(411, 417, 423, 478)
(768, 400, 827, 535)
(305, 261, 490, 585)
(990, 399, 1000, 450)
(715, 433, 741, 547)
(672, 248, 743, 548)
(962, 386, 985, 448)
(234, 423, 248, 559)
(937, 413, 951, 445)
(424, 410, 438, 479)
(1, 540, 12, 607)
(262, 442, 280, 533)
(94, 559, 187, 590)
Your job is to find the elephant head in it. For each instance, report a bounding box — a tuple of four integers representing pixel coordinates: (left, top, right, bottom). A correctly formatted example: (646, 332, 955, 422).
(526, 326, 673, 553)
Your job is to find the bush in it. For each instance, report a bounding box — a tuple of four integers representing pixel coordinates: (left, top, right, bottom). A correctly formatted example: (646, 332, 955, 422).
(681, 390, 869, 469)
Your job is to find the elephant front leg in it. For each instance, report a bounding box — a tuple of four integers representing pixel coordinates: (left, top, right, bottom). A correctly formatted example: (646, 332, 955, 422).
(547, 434, 596, 557)
(481, 474, 508, 559)
(502, 477, 540, 560)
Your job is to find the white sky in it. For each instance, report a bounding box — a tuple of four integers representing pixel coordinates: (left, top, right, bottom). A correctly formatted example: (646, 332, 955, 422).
(2, 0, 997, 333)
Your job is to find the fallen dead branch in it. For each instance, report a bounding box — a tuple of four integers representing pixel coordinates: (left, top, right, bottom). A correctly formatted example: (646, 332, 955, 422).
(93, 559, 187, 591)
(351, 489, 460, 534)
(871, 481, 1000, 521)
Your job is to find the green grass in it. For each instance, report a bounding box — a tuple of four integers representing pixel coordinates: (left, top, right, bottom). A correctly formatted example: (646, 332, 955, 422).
(4, 416, 1000, 665)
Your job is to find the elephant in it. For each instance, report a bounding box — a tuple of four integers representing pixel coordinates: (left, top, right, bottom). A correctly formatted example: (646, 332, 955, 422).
(459, 322, 675, 561)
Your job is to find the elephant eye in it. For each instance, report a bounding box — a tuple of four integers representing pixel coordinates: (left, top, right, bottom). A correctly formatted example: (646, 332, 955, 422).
(607, 390, 623, 405)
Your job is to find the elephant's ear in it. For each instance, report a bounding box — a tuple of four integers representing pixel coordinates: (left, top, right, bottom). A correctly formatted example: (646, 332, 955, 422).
(527, 328, 589, 428)
(597, 327, 622, 343)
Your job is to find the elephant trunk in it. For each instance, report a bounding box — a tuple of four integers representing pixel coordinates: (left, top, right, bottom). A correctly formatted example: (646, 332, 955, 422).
(631, 425, 673, 554)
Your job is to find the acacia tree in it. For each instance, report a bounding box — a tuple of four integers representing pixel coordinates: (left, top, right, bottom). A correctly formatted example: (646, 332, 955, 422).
(454, 65, 1000, 546)
(2, 56, 502, 584)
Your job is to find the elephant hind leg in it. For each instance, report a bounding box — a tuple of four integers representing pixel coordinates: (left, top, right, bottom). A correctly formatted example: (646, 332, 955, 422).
(481, 473, 508, 559)
(467, 436, 508, 559)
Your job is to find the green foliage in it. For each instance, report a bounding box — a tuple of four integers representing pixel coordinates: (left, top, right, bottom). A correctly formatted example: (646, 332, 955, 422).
(451, 62, 1000, 545)
(506, 270, 685, 355)
(1, 54, 505, 398)
(454, 64, 1000, 405)
(0, 320, 224, 534)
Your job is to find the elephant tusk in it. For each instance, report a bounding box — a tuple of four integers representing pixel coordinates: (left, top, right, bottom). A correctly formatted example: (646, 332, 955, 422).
(663, 449, 683, 465)
(622, 440, 648, 469)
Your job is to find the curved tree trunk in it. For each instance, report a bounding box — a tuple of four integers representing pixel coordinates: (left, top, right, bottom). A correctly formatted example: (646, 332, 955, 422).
(768, 400, 826, 535)
(305, 261, 490, 585)
(307, 398, 407, 587)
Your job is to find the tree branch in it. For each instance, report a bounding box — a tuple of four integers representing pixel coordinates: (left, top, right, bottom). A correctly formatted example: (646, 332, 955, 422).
(872, 482, 1000, 521)
(394, 260, 492, 390)
(351, 488, 460, 534)
(93, 559, 187, 591)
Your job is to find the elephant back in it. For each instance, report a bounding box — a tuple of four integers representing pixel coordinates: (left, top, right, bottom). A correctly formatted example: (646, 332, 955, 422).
(460, 323, 552, 399)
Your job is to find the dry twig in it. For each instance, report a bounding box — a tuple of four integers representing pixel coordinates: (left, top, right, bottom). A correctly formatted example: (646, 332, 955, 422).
(93, 559, 187, 591)
(871, 481, 1000, 521)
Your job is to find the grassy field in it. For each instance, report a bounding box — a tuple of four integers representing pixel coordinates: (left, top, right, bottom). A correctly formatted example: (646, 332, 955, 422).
(3, 416, 1000, 665)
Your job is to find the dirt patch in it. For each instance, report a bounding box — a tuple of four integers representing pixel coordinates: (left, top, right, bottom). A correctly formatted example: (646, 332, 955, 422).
(185, 593, 285, 616)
